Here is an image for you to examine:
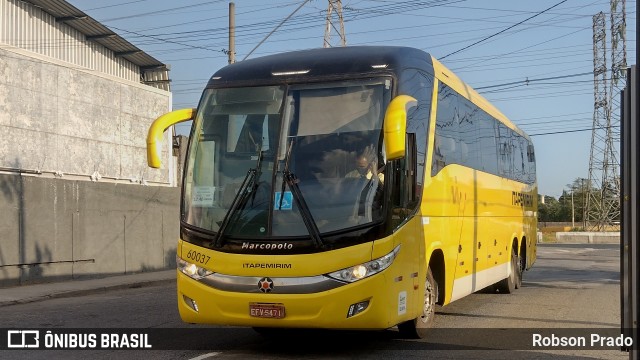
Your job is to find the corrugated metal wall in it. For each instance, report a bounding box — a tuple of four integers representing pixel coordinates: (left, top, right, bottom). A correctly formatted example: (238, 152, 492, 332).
(0, 0, 141, 83)
(143, 68, 171, 92)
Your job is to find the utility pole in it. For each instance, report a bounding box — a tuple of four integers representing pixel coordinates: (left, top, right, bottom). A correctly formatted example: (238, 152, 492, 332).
(323, 0, 347, 48)
(582, 178, 587, 229)
(571, 190, 575, 229)
(228, 2, 235, 64)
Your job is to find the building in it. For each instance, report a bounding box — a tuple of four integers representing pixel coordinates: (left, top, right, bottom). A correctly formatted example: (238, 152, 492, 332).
(0, 0, 179, 286)
(0, 0, 177, 185)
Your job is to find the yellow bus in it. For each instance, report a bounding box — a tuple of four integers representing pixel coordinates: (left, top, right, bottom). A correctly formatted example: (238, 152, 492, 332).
(147, 46, 537, 338)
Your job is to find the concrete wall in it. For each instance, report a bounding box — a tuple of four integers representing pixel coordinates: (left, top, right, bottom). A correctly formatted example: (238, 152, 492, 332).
(0, 46, 174, 185)
(0, 174, 180, 287)
(555, 232, 620, 244)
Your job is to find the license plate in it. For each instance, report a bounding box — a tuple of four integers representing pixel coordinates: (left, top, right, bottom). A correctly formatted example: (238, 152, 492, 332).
(249, 303, 286, 319)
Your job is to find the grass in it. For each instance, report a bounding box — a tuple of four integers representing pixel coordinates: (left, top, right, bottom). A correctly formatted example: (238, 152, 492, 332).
(540, 232, 557, 243)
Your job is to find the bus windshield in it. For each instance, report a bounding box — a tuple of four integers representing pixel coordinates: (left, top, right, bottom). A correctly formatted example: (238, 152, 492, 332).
(184, 79, 392, 239)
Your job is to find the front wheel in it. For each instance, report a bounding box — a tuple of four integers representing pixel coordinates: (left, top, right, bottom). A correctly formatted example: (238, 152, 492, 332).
(398, 267, 438, 339)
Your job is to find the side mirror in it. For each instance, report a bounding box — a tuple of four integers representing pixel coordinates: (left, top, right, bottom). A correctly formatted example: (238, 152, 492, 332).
(147, 108, 195, 168)
(383, 95, 418, 160)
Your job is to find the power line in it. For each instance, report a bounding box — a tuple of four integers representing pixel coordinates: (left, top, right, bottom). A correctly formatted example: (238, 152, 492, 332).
(452, 26, 592, 72)
(85, 0, 153, 11)
(530, 125, 621, 137)
(514, 111, 592, 122)
(122, 2, 584, 45)
(112, 1, 301, 34)
(439, 0, 568, 59)
(438, 0, 605, 55)
(61, 1, 636, 146)
(475, 71, 593, 90)
(243, 0, 311, 60)
(107, 25, 227, 53)
(56, 0, 609, 68)
(98, 1, 228, 23)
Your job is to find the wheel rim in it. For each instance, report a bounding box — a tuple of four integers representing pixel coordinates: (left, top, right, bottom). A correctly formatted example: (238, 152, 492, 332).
(419, 277, 435, 325)
(518, 255, 524, 273)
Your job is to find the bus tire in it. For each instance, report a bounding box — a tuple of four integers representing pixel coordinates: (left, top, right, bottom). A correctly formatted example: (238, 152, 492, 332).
(497, 251, 519, 294)
(515, 253, 523, 289)
(398, 267, 437, 339)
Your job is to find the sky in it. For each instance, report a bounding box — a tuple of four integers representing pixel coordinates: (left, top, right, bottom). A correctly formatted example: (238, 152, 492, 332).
(67, 0, 637, 199)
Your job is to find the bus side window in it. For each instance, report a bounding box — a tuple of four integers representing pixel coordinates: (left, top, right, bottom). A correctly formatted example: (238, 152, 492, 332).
(401, 69, 433, 190)
(478, 114, 498, 175)
(432, 82, 467, 176)
(497, 123, 512, 179)
(390, 133, 418, 226)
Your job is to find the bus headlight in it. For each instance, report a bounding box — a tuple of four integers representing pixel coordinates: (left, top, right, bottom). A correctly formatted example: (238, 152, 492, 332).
(177, 256, 213, 280)
(327, 245, 400, 283)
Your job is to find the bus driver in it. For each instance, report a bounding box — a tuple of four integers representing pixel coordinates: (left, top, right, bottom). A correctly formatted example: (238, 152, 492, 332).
(345, 146, 384, 182)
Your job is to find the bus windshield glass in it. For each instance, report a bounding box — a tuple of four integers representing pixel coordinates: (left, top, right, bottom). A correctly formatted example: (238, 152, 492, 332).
(183, 79, 391, 239)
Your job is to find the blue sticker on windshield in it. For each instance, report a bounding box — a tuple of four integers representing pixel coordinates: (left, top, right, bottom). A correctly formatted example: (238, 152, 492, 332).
(274, 191, 293, 211)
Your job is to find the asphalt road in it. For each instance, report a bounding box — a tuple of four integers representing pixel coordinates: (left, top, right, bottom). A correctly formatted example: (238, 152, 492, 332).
(0, 243, 629, 360)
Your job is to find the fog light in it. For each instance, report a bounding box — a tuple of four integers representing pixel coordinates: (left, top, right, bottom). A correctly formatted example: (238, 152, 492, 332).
(347, 300, 370, 318)
(183, 295, 199, 312)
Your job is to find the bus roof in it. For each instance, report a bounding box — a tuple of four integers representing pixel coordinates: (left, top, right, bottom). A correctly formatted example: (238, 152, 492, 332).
(207, 46, 529, 141)
(208, 46, 433, 86)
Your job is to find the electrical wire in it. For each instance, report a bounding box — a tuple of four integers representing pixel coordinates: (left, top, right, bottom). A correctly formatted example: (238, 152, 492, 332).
(48, 0, 633, 145)
(476, 72, 594, 91)
(439, 0, 568, 59)
(530, 125, 620, 137)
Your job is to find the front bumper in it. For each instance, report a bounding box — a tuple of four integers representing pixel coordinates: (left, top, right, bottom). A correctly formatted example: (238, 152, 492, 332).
(177, 269, 402, 330)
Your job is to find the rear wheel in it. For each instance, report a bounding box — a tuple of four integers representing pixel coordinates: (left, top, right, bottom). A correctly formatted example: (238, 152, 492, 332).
(497, 251, 520, 294)
(515, 253, 523, 289)
(398, 267, 438, 339)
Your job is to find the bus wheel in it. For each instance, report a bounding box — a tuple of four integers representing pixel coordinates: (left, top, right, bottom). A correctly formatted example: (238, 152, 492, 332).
(398, 267, 437, 339)
(497, 251, 519, 294)
(515, 254, 523, 289)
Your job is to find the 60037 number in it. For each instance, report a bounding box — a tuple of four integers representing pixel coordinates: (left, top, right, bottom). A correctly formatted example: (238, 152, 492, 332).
(186, 250, 210, 265)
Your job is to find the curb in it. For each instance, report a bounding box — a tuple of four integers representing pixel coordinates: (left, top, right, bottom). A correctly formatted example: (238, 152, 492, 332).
(0, 277, 174, 308)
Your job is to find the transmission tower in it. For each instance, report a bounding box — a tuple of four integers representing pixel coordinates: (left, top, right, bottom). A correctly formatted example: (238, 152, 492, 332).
(586, 12, 614, 231)
(586, 1, 626, 231)
(323, 0, 347, 48)
(606, 0, 626, 225)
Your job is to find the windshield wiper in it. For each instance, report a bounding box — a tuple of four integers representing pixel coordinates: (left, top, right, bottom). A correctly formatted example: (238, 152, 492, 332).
(249, 148, 264, 206)
(213, 149, 263, 248)
(278, 140, 324, 248)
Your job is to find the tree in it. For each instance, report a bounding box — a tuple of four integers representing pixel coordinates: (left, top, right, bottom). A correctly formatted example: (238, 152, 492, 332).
(538, 196, 562, 222)
(565, 177, 588, 224)
(538, 177, 591, 226)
